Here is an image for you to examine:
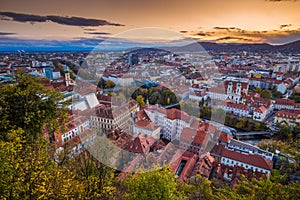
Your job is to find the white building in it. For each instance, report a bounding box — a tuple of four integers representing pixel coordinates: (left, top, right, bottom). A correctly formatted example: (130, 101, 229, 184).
(144, 105, 198, 141)
(218, 101, 250, 117)
(219, 146, 273, 174)
(253, 106, 268, 122)
(133, 120, 161, 139)
(207, 78, 249, 104)
(274, 98, 295, 110)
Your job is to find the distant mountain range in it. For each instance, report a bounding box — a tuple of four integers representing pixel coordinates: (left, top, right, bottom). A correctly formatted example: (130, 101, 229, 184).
(166, 40, 300, 53)
(0, 36, 299, 53)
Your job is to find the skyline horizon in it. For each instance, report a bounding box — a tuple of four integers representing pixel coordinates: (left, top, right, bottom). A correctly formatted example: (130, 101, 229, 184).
(1, 0, 300, 47)
(1, 35, 300, 52)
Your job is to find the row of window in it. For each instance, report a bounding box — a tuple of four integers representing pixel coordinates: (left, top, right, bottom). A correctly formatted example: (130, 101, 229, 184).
(221, 157, 268, 173)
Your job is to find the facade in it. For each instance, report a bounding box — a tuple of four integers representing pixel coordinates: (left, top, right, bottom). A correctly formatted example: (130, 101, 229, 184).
(144, 105, 198, 141)
(206, 78, 249, 104)
(274, 98, 295, 110)
(179, 127, 208, 155)
(133, 120, 161, 139)
(253, 106, 268, 122)
(218, 101, 250, 117)
(211, 144, 273, 174)
(227, 139, 274, 161)
(91, 100, 139, 133)
(53, 116, 97, 156)
(274, 110, 300, 126)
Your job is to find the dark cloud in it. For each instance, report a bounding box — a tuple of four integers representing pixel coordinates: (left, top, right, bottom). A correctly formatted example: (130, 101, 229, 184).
(180, 30, 188, 33)
(0, 32, 16, 35)
(194, 31, 209, 36)
(0, 12, 124, 27)
(213, 27, 242, 32)
(84, 28, 97, 31)
(215, 36, 253, 42)
(84, 32, 111, 35)
(280, 24, 292, 29)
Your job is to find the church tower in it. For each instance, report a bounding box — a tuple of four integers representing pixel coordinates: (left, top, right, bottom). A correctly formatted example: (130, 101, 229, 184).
(64, 67, 71, 86)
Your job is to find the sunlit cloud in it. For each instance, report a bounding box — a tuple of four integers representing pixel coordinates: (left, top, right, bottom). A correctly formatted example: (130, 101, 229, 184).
(186, 26, 300, 44)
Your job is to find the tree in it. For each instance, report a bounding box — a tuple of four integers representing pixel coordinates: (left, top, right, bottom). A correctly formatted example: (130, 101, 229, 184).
(105, 80, 116, 89)
(97, 78, 105, 89)
(122, 167, 185, 200)
(273, 91, 283, 98)
(215, 175, 300, 200)
(119, 92, 126, 100)
(0, 71, 67, 142)
(275, 124, 292, 140)
(0, 73, 118, 199)
(186, 175, 214, 200)
(136, 95, 145, 107)
(254, 122, 261, 131)
(260, 89, 272, 99)
(72, 151, 116, 199)
(200, 98, 205, 107)
(255, 87, 262, 94)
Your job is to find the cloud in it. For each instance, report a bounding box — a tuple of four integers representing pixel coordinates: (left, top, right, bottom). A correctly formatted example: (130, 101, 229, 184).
(0, 32, 16, 35)
(191, 26, 300, 44)
(180, 30, 188, 33)
(280, 24, 292, 29)
(84, 28, 97, 31)
(194, 31, 210, 36)
(215, 36, 254, 42)
(84, 32, 111, 35)
(0, 12, 124, 27)
(213, 27, 242, 32)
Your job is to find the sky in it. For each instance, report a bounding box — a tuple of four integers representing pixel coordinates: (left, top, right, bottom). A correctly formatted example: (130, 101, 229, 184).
(1, 0, 300, 50)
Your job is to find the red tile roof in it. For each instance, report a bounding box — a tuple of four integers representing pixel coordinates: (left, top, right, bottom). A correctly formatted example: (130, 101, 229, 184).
(220, 148, 273, 171)
(275, 98, 295, 106)
(124, 133, 156, 154)
(135, 120, 159, 131)
(276, 110, 300, 119)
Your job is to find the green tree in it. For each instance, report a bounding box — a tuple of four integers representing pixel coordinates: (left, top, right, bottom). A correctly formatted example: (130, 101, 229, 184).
(255, 87, 262, 94)
(122, 167, 185, 200)
(105, 80, 116, 89)
(185, 175, 214, 200)
(0, 71, 67, 142)
(260, 89, 272, 99)
(254, 122, 261, 131)
(136, 95, 145, 107)
(273, 91, 283, 98)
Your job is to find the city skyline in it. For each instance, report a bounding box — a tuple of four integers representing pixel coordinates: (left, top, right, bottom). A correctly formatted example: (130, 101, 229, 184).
(1, 0, 300, 51)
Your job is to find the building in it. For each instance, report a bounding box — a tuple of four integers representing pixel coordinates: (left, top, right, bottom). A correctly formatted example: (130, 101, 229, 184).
(218, 101, 250, 117)
(144, 105, 199, 141)
(211, 144, 273, 174)
(227, 139, 274, 160)
(133, 120, 161, 139)
(43, 67, 53, 79)
(52, 116, 97, 156)
(91, 100, 139, 133)
(179, 127, 208, 155)
(224, 79, 249, 104)
(206, 78, 249, 104)
(189, 84, 207, 101)
(123, 133, 156, 154)
(274, 98, 295, 110)
(274, 110, 300, 126)
(253, 106, 268, 122)
(128, 53, 139, 67)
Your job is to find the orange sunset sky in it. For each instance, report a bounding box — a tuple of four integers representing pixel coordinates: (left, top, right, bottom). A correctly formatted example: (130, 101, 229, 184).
(0, 0, 300, 44)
